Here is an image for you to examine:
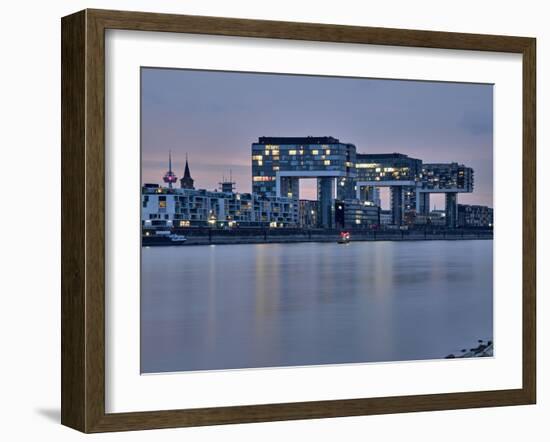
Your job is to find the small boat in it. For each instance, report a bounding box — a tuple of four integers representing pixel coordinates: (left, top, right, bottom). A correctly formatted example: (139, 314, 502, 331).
(337, 231, 351, 244)
(169, 234, 187, 242)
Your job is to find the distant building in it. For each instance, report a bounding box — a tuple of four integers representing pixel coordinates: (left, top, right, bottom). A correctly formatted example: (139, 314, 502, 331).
(428, 210, 446, 226)
(142, 186, 298, 229)
(335, 199, 380, 229)
(404, 209, 417, 226)
(413, 214, 428, 225)
(413, 209, 458, 227)
(219, 177, 235, 194)
(299, 200, 318, 228)
(458, 204, 493, 227)
(380, 210, 393, 225)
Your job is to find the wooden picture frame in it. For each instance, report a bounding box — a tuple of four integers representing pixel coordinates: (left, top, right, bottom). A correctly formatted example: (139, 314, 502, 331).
(61, 8, 536, 433)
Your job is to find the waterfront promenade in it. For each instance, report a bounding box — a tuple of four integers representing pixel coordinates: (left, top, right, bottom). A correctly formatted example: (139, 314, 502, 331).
(142, 227, 493, 246)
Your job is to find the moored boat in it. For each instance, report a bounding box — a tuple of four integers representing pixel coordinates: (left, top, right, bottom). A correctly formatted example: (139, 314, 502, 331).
(337, 231, 351, 244)
(169, 234, 187, 242)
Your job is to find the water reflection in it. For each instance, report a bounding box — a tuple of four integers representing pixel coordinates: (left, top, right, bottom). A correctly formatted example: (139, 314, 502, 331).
(141, 240, 493, 373)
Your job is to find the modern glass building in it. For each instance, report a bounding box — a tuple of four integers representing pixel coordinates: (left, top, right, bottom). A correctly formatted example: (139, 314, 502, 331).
(251, 137, 476, 228)
(251, 136, 357, 228)
(355, 153, 423, 227)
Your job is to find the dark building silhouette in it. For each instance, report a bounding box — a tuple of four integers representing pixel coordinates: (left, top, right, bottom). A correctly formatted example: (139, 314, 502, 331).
(180, 154, 195, 189)
(219, 170, 236, 193)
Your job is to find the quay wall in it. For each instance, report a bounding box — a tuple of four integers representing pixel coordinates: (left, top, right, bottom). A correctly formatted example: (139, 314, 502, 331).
(142, 228, 493, 246)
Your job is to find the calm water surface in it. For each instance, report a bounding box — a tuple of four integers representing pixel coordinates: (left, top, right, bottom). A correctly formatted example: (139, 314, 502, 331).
(141, 240, 493, 373)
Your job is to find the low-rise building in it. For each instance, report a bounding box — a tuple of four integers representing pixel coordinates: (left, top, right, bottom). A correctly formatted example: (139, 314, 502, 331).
(380, 210, 393, 225)
(457, 204, 493, 227)
(299, 200, 319, 228)
(335, 199, 380, 229)
(428, 210, 447, 226)
(142, 185, 299, 229)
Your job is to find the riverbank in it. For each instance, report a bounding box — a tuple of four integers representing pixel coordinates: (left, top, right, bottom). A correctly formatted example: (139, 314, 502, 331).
(142, 228, 493, 246)
(445, 340, 494, 359)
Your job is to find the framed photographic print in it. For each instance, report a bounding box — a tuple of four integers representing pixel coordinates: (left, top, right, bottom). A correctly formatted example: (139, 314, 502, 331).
(61, 9, 536, 433)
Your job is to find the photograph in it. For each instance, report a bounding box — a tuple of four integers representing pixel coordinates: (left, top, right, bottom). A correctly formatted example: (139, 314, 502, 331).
(140, 68, 494, 374)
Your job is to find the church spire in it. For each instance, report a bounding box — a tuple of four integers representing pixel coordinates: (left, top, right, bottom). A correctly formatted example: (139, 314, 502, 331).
(183, 153, 191, 179)
(180, 153, 195, 189)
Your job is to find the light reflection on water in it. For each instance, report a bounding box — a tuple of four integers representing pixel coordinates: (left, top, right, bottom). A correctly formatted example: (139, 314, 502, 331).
(141, 240, 493, 373)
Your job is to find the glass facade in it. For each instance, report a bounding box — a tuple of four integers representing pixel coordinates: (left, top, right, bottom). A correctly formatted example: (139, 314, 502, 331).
(251, 136, 357, 199)
(420, 163, 474, 192)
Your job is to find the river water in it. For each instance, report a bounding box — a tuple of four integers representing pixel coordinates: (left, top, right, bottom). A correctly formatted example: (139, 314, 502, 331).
(141, 240, 493, 373)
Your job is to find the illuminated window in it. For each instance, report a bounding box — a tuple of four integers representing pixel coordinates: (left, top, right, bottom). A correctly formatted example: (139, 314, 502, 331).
(324, 160, 331, 166)
(159, 201, 167, 209)
(264, 150, 270, 156)
(252, 155, 263, 161)
(312, 149, 319, 155)
(273, 166, 280, 171)
(257, 160, 263, 166)
(179, 220, 190, 227)
(325, 149, 331, 155)
(289, 149, 297, 155)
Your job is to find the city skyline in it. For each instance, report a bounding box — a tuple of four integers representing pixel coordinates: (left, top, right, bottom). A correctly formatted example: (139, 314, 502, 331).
(142, 68, 493, 207)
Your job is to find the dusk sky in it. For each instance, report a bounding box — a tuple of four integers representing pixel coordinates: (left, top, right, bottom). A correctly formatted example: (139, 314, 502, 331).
(141, 68, 493, 207)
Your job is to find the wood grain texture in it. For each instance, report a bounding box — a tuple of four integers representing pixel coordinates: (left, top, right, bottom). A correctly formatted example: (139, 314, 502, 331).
(61, 9, 537, 433)
(61, 10, 86, 432)
(522, 38, 536, 404)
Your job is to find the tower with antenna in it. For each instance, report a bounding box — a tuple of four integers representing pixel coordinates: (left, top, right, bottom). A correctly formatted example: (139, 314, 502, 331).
(219, 169, 236, 194)
(180, 153, 195, 189)
(162, 150, 178, 189)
